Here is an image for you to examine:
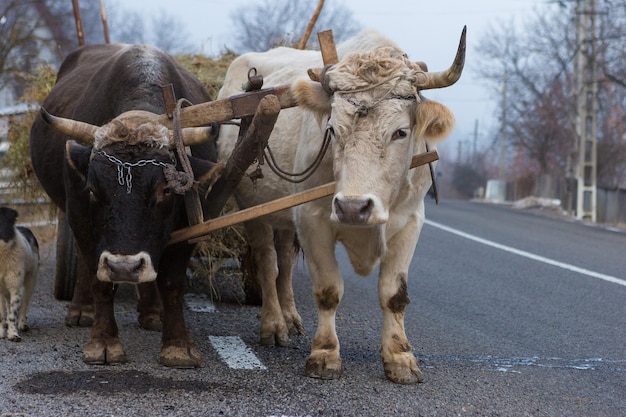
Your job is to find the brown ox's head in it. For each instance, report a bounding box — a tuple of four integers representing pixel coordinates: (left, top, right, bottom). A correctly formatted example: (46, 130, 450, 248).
(292, 28, 465, 225)
(42, 109, 221, 284)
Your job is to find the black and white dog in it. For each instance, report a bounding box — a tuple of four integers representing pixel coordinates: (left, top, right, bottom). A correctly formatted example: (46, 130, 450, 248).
(0, 207, 39, 342)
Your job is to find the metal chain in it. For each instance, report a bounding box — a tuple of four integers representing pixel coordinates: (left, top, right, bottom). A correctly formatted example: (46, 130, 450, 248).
(95, 150, 169, 194)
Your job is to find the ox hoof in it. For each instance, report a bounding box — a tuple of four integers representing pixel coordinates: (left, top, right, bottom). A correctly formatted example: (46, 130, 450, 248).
(288, 319, 306, 337)
(138, 313, 162, 332)
(83, 338, 128, 365)
(159, 344, 205, 368)
(305, 354, 343, 380)
(65, 309, 94, 327)
(383, 362, 424, 384)
(260, 332, 291, 347)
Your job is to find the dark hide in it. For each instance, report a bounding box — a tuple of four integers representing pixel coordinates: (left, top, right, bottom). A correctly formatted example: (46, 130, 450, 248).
(29, 44, 217, 367)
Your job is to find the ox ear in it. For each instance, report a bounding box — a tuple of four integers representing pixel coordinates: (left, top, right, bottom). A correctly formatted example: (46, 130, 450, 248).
(65, 140, 92, 182)
(415, 100, 455, 141)
(188, 156, 224, 186)
(291, 79, 332, 117)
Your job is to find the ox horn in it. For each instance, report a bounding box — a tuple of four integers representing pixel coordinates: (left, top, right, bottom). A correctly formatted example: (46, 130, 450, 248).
(176, 122, 219, 147)
(415, 26, 466, 90)
(40, 107, 98, 144)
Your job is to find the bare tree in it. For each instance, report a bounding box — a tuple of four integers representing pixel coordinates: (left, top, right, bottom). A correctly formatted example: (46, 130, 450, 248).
(148, 10, 193, 54)
(229, 0, 362, 53)
(476, 1, 626, 189)
(0, 0, 58, 99)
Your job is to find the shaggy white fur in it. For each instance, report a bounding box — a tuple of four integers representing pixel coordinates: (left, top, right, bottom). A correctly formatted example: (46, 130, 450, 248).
(0, 207, 39, 342)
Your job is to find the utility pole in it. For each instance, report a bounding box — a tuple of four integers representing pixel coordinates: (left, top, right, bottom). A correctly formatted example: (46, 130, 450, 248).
(473, 119, 478, 167)
(574, 0, 599, 221)
(498, 69, 508, 180)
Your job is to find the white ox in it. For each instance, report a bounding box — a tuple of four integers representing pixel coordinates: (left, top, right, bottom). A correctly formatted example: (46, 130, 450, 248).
(217, 28, 465, 384)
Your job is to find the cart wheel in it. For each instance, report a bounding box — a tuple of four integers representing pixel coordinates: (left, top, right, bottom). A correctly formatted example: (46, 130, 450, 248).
(54, 211, 77, 301)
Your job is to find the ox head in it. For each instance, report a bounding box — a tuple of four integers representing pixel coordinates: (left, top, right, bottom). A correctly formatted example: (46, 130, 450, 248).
(292, 27, 465, 226)
(42, 109, 222, 284)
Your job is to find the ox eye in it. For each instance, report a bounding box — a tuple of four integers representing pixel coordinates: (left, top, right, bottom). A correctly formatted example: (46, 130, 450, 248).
(392, 129, 408, 141)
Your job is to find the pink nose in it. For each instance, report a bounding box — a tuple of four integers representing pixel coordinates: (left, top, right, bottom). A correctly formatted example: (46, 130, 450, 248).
(334, 197, 373, 224)
(104, 257, 144, 283)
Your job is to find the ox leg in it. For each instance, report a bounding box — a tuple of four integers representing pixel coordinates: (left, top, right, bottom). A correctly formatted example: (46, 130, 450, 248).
(299, 223, 344, 379)
(244, 220, 291, 347)
(275, 229, 305, 337)
(157, 246, 204, 368)
(65, 250, 94, 327)
(377, 213, 423, 384)
(83, 280, 127, 364)
(136, 282, 163, 331)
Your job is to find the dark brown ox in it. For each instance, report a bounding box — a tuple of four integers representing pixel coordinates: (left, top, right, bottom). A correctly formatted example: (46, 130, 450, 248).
(217, 28, 465, 383)
(30, 44, 220, 367)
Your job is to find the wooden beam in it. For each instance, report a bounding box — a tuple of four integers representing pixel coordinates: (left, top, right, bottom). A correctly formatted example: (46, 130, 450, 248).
(204, 94, 281, 219)
(154, 85, 296, 129)
(298, 0, 325, 50)
(169, 149, 439, 245)
(317, 30, 338, 65)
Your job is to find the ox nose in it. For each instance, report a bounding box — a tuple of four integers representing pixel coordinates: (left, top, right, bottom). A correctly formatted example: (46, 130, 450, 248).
(334, 197, 373, 225)
(104, 257, 144, 283)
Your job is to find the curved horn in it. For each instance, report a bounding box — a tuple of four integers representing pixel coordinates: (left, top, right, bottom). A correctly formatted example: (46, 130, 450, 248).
(175, 122, 219, 147)
(415, 26, 466, 90)
(40, 107, 98, 144)
(308, 68, 323, 82)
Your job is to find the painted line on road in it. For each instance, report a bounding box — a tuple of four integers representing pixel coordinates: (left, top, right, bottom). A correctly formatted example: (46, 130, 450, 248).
(420, 354, 626, 372)
(185, 296, 267, 371)
(425, 219, 626, 288)
(209, 335, 267, 370)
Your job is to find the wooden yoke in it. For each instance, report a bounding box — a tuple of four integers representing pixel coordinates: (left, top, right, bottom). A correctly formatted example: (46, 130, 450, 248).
(154, 86, 296, 129)
(203, 94, 281, 219)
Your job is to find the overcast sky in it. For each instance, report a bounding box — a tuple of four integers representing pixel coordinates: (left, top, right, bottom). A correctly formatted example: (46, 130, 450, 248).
(119, 0, 553, 161)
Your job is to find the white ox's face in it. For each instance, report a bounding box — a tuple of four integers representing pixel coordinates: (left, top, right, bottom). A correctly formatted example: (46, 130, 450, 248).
(292, 68, 455, 226)
(328, 93, 418, 224)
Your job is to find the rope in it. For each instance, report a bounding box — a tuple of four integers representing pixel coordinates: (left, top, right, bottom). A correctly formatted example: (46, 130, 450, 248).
(263, 125, 333, 183)
(166, 98, 196, 194)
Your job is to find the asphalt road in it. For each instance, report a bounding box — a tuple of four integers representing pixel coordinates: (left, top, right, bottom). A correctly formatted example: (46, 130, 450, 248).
(1, 199, 625, 416)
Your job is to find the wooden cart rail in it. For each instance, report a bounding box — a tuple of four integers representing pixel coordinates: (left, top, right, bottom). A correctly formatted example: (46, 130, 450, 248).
(169, 149, 439, 245)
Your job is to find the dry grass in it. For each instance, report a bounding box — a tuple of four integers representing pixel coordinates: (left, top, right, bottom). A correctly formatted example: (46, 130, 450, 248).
(175, 51, 238, 99)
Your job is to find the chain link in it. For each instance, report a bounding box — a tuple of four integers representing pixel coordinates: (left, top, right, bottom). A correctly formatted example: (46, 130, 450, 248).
(95, 150, 170, 194)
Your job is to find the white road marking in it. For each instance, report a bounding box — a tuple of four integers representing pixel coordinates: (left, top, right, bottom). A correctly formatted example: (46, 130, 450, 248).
(425, 219, 626, 288)
(209, 336, 267, 370)
(185, 293, 216, 312)
(420, 354, 626, 372)
(185, 296, 266, 370)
